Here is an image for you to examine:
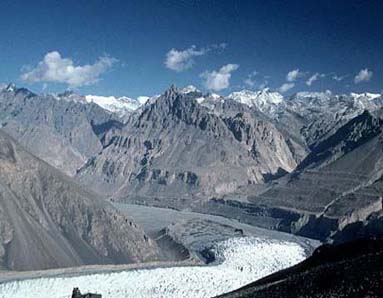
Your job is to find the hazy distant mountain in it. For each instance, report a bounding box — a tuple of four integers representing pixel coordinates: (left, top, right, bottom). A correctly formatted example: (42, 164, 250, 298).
(77, 85, 297, 202)
(278, 91, 383, 147)
(244, 110, 383, 240)
(228, 88, 284, 115)
(0, 84, 123, 176)
(85, 94, 148, 118)
(0, 130, 159, 271)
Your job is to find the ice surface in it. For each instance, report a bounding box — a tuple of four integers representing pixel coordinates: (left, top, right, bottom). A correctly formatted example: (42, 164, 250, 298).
(0, 237, 307, 298)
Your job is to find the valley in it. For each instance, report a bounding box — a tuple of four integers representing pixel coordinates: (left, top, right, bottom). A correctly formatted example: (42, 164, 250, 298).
(0, 83, 382, 297)
(1, 2, 383, 297)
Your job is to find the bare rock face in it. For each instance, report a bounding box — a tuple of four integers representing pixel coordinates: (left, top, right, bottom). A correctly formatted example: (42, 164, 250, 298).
(0, 130, 159, 271)
(244, 110, 383, 241)
(269, 92, 383, 163)
(0, 85, 123, 176)
(77, 86, 297, 203)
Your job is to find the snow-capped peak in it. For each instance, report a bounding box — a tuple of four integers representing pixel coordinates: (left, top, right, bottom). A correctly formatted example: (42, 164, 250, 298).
(1, 83, 17, 92)
(350, 92, 383, 110)
(292, 90, 333, 101)
(85, 95, 143, 116)
(350, 92, 381, 101)
(207, 92, 222, 101)
(137, 96, 150, 105)
(181, 85, 201, 94)
(228, 88, 284, 113)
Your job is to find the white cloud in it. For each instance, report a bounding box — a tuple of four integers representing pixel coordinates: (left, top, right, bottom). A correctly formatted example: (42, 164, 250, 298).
(279, 83, 295, 93)
(306, 73, 319, 86)
(244, 71, 269, 90)
(165, 43, 226, 72)
(201, 64, 239, 91)
(354, 68, 373, 84)
(244, 71, 258, 87)
(286, 69, 304, 82)
(165, 46, 206, 72)
(306, 72, 325, 86)
(332, 74, 346, 81)
(21, 51, 117, 87)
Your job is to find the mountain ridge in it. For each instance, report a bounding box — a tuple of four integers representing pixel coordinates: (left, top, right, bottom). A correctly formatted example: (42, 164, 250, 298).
(0, 130, 160, 271)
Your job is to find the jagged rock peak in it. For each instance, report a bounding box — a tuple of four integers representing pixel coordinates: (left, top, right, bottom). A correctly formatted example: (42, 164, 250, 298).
(4, 83, 17, 92)
(0, 83, 35, 97)
(57, 90, 79, 98)
(164, 84, 180, 98)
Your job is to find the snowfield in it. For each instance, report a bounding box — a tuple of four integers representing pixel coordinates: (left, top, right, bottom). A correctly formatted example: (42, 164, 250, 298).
(0, 237, 307, 298)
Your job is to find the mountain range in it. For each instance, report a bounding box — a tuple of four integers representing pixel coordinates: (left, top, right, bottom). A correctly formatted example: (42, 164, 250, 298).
(0, 82, 383, 272)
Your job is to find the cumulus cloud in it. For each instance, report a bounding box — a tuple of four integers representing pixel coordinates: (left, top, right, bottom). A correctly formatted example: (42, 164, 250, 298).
(286, 69, 304, 82)
(279, 82, 295, 93)
(21, 51, 117, 87)
(165, 43, 226, 72)
(201, 64, 239, 91)
(165, 46, 206, 72)
(306, 72, 325, 86)
(354, 68, 373, 84)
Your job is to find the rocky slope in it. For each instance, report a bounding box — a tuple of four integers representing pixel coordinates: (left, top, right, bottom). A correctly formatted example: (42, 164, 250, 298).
(208, 110, 383, 241)
(76, 86, 297, 202)
(218, 237, 383, 298)
(1, 83, 382, 243)
(0, 130, 159, 271)
(276, 91, 383, 152)
(0, 84, 123, 176)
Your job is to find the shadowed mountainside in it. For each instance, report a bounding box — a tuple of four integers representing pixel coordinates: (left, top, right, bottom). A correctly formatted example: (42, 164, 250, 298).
(0, 130, 159, 271)
(0, 85, 123, 176)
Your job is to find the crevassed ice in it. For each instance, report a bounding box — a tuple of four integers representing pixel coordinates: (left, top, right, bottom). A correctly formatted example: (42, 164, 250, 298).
(0, 237, 307, 298)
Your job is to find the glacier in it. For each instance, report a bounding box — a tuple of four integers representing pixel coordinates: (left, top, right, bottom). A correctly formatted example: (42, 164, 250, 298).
(0, 237, 307, 298)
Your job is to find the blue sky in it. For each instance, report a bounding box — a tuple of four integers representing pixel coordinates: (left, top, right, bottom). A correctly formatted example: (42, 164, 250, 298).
(0, 0, 382, 97)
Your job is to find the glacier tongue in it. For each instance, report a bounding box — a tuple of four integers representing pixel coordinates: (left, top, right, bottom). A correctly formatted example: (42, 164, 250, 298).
(0, 237, 307, 298)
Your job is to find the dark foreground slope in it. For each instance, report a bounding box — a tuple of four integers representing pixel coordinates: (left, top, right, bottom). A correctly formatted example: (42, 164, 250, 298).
(218, 237, 383, 298)
(0, 130, 159, 271)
